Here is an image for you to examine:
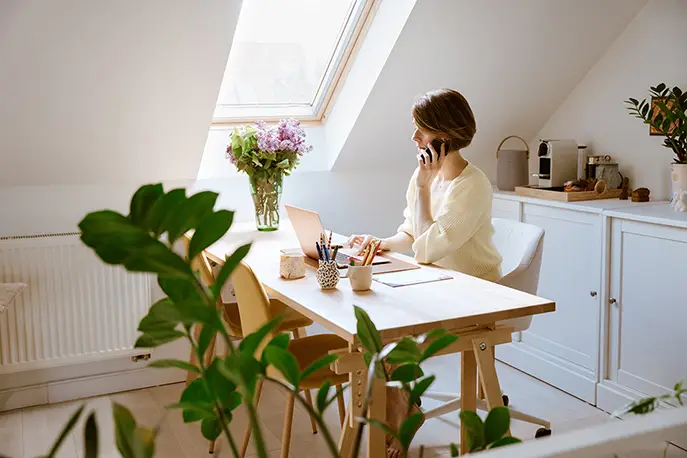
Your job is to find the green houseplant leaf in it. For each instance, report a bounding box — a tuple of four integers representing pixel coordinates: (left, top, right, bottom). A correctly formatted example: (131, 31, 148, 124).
(399, 412, 424, 451)
(354, 305, 382, 354)
(390, 364, 424, 383)
(129, 184, 163, 227)
(263, 346, 301, 387)
(45, 405, 85, 457)
(459, 410, 485, 451)
(484, 406, 510, 444)
(420, 334, 458, 362)
(84, 412, 99, 458)
(212, 243, 252, 298)
(188, 210, 234, 262)
(300, 354, 338, 382)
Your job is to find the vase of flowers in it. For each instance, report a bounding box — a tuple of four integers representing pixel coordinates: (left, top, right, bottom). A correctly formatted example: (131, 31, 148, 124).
(625, 83, 686, 210)
(226, 119, 312, 231)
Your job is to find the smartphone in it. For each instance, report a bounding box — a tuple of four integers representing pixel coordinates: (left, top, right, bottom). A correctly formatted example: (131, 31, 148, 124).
(423, 139, 445, 163)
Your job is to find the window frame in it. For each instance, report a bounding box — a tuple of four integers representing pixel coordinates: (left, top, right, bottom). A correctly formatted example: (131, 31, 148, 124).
(212, 0, 380, 126)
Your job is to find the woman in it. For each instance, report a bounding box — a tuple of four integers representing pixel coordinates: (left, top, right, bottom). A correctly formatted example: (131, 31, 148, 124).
(347, 88, 502, 457)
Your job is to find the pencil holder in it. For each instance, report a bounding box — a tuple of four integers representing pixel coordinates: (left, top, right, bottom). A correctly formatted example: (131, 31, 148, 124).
(346, 265, 373, 291)
(316, 260, 340, 290)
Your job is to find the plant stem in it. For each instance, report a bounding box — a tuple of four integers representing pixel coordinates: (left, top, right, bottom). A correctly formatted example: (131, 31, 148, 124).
(187, 333, 241, 458)
(245, 402, 269, 458)
(263, 376, 341, 458)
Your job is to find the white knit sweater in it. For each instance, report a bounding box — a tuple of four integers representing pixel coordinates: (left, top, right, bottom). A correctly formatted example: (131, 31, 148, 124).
(397, 163, 503, 281)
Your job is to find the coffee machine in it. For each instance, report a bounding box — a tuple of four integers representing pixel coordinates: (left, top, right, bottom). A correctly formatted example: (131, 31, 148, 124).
(533, 139, 578, 188)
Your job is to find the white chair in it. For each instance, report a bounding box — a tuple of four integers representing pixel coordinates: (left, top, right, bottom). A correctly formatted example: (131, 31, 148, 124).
(422, 218, 551, 437)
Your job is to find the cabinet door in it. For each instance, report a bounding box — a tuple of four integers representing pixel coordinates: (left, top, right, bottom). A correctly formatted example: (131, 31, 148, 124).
(492, 197, 520, 221)
(607, 219, 687, 400)
(497, 204, 602, 403)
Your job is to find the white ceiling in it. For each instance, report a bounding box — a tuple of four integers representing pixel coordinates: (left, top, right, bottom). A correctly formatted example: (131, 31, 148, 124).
(332, 0, 647, 180)
(0, 0, 239, 186)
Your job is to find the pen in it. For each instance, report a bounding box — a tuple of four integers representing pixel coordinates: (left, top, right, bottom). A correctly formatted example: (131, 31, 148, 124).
(316, 242, 323, 260)
(323, 242, 330, 261)
(331, 245, 339, 262)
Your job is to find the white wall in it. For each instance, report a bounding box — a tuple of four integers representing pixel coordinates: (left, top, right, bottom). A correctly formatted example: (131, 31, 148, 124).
(534, 0, 687, 201)
(331, 0, 647, 182)
(0, 0, 238, 187)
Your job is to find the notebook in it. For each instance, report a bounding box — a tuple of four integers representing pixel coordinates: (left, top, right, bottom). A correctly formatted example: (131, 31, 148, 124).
(372, 269, 453, 287)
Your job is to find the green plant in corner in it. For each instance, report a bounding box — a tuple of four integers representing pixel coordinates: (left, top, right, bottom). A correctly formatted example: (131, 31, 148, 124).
(624, 83, 687, 164)
(32, 183, 524, 458)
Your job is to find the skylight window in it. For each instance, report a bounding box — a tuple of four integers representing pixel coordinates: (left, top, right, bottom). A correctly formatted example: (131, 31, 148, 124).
(213, 0, 377, 123)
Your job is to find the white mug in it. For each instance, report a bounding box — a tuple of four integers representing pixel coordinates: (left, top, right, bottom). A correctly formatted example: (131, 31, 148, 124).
(345, 265, 373, 291)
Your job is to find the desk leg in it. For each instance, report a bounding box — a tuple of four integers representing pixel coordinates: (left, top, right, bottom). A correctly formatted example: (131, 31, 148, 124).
(472, 338, 510, 435)
(339, 367, 365, 458)
(367, 376, 386, 458)
(460, 350, 477, 455)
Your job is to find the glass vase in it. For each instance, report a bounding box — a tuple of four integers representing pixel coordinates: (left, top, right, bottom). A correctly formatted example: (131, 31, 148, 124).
(249, 175, 282, 231)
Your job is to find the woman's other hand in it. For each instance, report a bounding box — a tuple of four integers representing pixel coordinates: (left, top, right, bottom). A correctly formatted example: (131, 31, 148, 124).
(346, 234, 385, 255)
(415, 141, 446, 188)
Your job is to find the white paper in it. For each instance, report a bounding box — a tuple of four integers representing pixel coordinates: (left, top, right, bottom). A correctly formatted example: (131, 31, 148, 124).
(372, 269, 452, 287)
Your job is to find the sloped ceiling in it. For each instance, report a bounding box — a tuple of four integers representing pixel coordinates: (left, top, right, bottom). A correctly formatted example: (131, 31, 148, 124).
(0, 0, 239, 186)
(332, 0, 647, 180)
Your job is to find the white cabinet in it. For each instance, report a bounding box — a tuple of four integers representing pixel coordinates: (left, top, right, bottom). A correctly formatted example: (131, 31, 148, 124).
(496, 202, 602, 403)
(597, 215, 687, 416)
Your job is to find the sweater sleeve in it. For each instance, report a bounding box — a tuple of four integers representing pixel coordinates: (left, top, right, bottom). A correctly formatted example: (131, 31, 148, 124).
(396, 169, 418, 238)
(411, 178, 489, 264)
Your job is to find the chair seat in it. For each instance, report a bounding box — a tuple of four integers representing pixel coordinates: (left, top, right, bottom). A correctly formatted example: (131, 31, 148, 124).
(287, 334, 349, 389)
(223, 298, 314, 337)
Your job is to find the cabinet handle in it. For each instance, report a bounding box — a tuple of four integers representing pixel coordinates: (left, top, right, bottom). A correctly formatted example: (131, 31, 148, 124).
(609, 298, 617, 305)
(590, 291, 597, 297)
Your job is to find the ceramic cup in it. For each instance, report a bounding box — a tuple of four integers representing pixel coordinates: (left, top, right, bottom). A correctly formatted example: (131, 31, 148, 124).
(280, 253, 305, 279)
(316, 260, 340, 290)
(346, 265, 373, 291)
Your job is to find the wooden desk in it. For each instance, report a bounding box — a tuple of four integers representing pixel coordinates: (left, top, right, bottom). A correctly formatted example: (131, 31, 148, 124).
(205, 220, 555, 457)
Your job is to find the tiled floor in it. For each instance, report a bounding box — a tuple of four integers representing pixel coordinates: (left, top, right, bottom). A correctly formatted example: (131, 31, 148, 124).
(1, 354, 685, 457)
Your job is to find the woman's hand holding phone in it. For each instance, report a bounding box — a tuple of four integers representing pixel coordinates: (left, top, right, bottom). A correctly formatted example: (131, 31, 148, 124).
(416, 140, 446, 188)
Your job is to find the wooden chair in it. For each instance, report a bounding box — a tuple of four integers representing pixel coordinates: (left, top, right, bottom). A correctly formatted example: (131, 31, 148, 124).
(231, 260, 349, 458)
(179, 235, 321, 452)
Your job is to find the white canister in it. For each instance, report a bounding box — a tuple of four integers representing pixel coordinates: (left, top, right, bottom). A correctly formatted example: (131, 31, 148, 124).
(670, 163, 687, 212)
(280, 253, 305, 279)
(496, 135, 530, 191)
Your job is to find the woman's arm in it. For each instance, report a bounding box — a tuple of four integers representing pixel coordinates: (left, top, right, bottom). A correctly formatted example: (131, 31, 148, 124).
(381, 231, 413, 253)
(413, 185, 434, 237)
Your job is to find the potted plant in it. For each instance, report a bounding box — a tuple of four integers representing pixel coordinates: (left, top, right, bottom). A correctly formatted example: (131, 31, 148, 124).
(625, 83, 687, 211)
(226, 119, 312, 230)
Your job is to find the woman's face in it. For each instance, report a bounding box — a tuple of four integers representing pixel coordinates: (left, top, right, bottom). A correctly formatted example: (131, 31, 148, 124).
(411, 123, 437, 153)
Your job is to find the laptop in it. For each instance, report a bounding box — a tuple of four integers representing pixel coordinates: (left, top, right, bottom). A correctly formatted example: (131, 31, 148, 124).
(284, 205, 390, 267)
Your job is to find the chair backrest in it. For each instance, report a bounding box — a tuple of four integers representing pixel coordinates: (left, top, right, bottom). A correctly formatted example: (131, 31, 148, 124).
(230, 261, 274, 341)
(491, 217, 545, 295)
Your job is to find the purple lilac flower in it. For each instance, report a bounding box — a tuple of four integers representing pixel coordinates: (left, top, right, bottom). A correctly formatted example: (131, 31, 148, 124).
(225, 144, 237, 164)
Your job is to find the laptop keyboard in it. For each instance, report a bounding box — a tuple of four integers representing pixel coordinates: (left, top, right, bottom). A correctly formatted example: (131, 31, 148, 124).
(335, 251, 351, 264)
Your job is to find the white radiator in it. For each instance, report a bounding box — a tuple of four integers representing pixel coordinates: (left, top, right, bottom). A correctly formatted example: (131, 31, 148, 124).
(0, 233, 152, 374)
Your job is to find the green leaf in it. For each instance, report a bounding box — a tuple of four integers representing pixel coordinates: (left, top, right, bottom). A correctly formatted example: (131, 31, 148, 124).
(167, 402, 217, 421)
(47, 405, 85, 457)
(135, 329, 185, 348)
(488, 436, 522, 448)
(484, 407, 510, 444)
(263, 346, 301, 387)
(239, 316, 283, 357)
(205, 358, 240, 411)
(113, 402, 138, 458)
(399, 412, 424, 450)
(129, 184, 164, 227)
(147, 188, 187, 237)
(165, 191, 219, 243)
(176, 301, 222, 328)
(178, 379, 213, 423)
(325, 384, 348, 412)
(421, 334, 458, 362)
(157, 276, 202, 303)
(148, 359, 200, 373)
(201, 418, 222, 441)
(625, 397, 658, 415)
(197, 325, 217, 361)
(265, 332, 290, 350)
(628, 97, 639, 106)
(459, 410, 485, 451)
(354, 305, 382, 354)
(124, 241, 194, 278)
(409, 375, 436, 407)
(363, 419, 399, 442)
(414, 329, 446, 345)
(188, 210, 234, 262)
(316, 381, 332, 413)
(137, 298, 181, 332)
(301, 354, 338, 382)
(84, 412, 99, 458)
(657, 83, 666, 93)
(212, 243, 252, 298)
(390, 364, 424, 383)
(450, 443, 459, 457)
(221, 352, 265, 396)
(276, 159, 290, 169)
(384, 338, 421, 365)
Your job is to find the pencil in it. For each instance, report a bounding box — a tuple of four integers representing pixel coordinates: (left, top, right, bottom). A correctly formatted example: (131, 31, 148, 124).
(361, 243, 372, 266)
(366, 240, 380, 266)
(323, 243, 330, 262)
(328, 231, 333, 251)
(316, 242, 323, 260)
(331, 245, 339, 262)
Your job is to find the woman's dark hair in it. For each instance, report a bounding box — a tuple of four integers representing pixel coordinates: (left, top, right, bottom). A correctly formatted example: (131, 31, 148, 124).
(412, 88, 476, 151)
